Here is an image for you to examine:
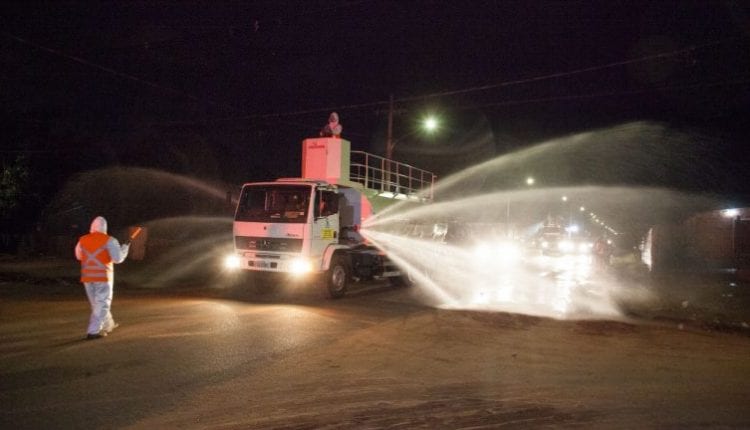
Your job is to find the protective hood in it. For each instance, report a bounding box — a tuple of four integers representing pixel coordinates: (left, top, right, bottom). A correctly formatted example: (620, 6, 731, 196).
(90, 216, 108, 234)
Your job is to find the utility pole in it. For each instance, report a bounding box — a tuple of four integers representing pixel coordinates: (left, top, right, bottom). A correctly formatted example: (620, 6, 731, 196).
(385, 94, 394, 191)
(386, 93, 394, 160)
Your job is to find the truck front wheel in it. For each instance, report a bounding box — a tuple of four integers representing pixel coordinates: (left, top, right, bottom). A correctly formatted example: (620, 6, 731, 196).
(326, 255, 351, 299)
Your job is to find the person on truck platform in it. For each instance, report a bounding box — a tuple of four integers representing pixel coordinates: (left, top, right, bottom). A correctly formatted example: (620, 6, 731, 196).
(320, 112, 342, 138)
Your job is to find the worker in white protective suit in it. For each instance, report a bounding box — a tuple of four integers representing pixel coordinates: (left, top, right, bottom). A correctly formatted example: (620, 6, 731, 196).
(74, 216, 129, 340)
(319, 112, 342, 138)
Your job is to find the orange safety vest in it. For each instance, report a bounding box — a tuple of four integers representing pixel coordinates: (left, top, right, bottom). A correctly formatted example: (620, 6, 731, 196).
(79, 232, 113, 283)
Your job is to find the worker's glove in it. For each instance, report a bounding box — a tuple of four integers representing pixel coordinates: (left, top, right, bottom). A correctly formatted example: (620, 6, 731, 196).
(121, 242, 130, 254)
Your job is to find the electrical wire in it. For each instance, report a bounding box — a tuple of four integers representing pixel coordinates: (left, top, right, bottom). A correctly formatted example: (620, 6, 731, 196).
(455, 78, 750, 110)
(213, 38, 742, 121)
(3, 30, 746, 132)
(2, 32, 233, 111)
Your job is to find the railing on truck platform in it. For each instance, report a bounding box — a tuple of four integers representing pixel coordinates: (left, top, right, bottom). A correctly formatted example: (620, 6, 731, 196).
(350, 151, 436, 201)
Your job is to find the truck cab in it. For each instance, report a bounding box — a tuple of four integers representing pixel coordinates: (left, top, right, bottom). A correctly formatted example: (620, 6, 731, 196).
(227, 137, 435, 298)
(232, 179, 361, 274)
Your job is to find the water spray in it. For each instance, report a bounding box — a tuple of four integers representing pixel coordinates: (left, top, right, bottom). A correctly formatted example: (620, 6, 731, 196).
(360, 123, 728, 320)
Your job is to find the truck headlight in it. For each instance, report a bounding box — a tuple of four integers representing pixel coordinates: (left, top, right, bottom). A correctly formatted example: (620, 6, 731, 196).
(289, 257, 313, 275)
(223, 254, 241, 270)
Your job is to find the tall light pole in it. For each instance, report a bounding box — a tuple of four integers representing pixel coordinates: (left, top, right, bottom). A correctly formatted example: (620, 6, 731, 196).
(561, 195, 573, 231)
(506, 177, 535, 238)
(384, 100, 439, 191)
(385, 98, 439, 160)
(386, 94, 395, 161)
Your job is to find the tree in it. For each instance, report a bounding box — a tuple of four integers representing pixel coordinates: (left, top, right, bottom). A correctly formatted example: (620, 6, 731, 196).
(0, 155, 29, 217)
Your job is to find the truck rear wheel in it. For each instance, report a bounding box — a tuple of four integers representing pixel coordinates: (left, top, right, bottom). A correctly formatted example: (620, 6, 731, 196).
(326, 255, 351, 299)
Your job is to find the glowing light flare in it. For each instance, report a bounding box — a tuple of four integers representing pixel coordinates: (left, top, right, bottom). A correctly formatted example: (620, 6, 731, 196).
(472, 240, 523, 265)
(289, 257, 313, 275)
(558, 240, 575, 253)
(423, 116, 439, 132)
(496, 241, 522, 264)
(723, 208, 740, 218)
(472, 243, 492, 263)
(223, 254, 241, 270)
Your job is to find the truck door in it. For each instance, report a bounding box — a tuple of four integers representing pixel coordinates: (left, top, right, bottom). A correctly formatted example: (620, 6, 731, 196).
(311, 189, 340, 259)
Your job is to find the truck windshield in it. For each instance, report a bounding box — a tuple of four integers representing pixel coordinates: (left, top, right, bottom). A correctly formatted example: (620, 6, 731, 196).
(235, 185, 311, 223)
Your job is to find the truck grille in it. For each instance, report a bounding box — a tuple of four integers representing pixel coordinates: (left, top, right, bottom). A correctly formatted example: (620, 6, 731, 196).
(235, 236, 303, 252)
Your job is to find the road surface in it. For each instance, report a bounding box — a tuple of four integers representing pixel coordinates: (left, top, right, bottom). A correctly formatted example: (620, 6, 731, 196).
(1, 259, 750, 429)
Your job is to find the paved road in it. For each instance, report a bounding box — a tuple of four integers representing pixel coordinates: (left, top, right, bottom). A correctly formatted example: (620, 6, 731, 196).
(2, 270, 750, 428)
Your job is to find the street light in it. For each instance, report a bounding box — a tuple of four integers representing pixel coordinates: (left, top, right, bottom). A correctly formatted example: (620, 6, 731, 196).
(560, 196, 574, 230)
(386, 115, 439, 159)
(526, 176, 535, 186)
(384, 98, 440, 191)
(423, 116, 438, 133)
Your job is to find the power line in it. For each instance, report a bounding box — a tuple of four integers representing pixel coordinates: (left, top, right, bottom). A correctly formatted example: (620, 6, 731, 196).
(143, 70, 750, 131)
(0, 148, 80, 153)
(4, 29, 744, 132)
(204, 38, 741, 122)
(96, 0, 378, 54)
(456, 78, 750, 110)
(3, 32, 234, 111)
(395, 39, 735, 102)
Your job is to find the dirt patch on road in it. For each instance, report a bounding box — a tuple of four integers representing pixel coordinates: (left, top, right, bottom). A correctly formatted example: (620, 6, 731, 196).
(240, 395, 600, 429)
(457, 309, 544, 330)
(572, 320, 638, 336)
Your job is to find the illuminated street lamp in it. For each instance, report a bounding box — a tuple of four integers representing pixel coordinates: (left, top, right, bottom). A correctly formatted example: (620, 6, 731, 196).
(385, 111, 440, 161)
(423, 115, 439, 133)
(526, 176, 535, 186)
(384, 96, 440, 190)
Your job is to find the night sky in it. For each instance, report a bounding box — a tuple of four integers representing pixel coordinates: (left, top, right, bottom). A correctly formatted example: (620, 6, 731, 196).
(2, 1, 750, 237)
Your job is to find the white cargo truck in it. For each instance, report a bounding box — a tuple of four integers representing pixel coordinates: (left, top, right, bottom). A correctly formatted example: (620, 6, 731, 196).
(225, 137, 435, 298)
